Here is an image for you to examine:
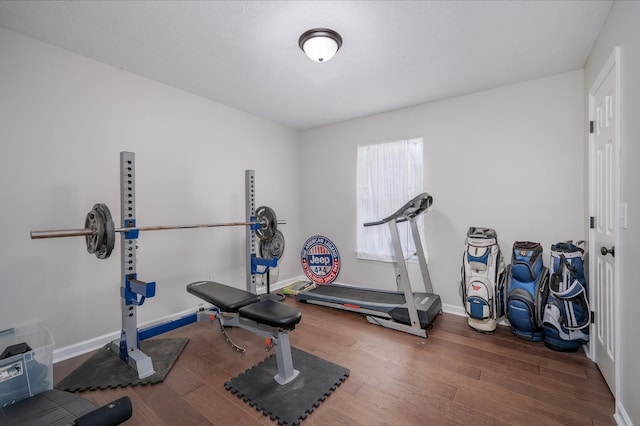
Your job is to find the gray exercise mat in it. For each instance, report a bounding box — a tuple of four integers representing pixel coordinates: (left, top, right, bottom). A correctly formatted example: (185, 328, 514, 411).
(225, 346, 349, 425)
(55, 338, 188, 392)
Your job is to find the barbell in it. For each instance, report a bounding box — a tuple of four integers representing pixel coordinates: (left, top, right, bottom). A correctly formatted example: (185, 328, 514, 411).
(30, 203, 284, 260)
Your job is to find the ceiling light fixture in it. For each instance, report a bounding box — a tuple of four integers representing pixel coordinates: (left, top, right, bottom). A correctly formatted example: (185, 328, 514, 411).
(298, 28, 343, 63)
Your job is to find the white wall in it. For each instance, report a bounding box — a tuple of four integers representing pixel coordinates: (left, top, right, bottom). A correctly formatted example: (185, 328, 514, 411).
(584, 2, 640, 425)
(0, 28, 302, 353)
(300, 70, 585, 312)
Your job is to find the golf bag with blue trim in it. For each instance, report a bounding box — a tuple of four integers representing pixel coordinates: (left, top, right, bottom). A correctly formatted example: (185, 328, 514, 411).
(543, 242, 590, 352)
(460, 227, 506, 333)
(506, 241, 549, 341)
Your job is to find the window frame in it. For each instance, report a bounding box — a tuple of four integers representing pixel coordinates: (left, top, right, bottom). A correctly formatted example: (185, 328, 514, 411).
(356, 137, 426, 262)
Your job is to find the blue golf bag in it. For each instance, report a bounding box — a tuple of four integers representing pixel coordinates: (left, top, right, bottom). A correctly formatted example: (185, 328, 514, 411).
(506, 241, 549, 341)
(460, 227, 506, 333)
(543, 242, 590, 352)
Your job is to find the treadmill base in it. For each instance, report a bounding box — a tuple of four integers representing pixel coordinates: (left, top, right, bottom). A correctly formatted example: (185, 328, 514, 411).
(296, 284, 442, 332)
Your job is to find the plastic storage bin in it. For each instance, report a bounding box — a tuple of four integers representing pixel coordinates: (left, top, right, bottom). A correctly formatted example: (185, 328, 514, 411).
(0, 322, 54, 407)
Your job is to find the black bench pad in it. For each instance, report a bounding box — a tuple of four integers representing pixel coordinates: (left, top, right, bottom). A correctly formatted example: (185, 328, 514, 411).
(238, 299, 302, 329)
(187, 281, 302, 328)
(187, 281, 260, 312)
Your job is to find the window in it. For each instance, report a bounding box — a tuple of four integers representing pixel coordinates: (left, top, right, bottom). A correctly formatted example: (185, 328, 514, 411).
(356, 138, 425, 262)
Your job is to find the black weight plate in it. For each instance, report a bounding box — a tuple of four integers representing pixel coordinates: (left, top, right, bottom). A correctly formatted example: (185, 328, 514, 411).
(84, 207, 100, 255)
(94, 203, 115, 259)
(255, 206, 277, 241)
(260, 229, 285, 260)
(84, 203, 115, 259)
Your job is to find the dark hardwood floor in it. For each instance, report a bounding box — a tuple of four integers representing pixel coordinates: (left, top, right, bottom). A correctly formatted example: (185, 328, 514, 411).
(53, 297, 615, 425)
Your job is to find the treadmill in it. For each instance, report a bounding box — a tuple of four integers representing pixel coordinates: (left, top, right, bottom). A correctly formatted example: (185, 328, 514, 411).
(296, 193, 442, 337)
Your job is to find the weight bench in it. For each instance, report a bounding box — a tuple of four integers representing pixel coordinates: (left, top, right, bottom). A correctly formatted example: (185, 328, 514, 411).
(186, 281, 302, 385)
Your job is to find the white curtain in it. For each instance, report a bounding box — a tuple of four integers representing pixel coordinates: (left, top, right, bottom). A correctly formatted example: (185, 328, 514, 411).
(356, 138, 426, 262)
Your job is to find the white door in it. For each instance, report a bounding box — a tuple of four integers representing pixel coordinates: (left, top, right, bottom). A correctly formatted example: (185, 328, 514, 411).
(589, 48, 619, 396)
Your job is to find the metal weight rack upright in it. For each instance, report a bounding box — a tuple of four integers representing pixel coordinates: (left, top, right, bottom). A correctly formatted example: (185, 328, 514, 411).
(246, 169, 257, 294)
(245, 169, 279, 295)
(111, 151, 156, 378)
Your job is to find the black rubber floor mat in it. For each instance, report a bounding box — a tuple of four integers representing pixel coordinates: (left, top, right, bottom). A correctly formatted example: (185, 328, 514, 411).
(55, 338, 188, 392)
(225, 346, 349, 425)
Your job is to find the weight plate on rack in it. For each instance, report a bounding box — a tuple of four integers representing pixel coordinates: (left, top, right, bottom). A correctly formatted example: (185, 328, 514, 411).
(85, 203, 115, 259)
(260, 229, 285, 260)
(255, 205, 277, 241)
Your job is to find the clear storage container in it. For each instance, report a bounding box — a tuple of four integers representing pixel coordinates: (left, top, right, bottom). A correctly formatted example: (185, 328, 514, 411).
(0, 322, 54, 407)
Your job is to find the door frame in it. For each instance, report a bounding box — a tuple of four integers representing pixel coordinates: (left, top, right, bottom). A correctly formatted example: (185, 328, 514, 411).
(587, 46, 620, 399)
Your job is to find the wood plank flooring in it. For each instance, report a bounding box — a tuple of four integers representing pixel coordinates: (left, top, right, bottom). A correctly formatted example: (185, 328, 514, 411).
(53, 297, 615, 425)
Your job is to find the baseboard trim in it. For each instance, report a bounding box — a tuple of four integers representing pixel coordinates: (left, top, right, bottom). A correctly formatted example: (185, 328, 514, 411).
(615, 400, 633, 426)
(441, 303, 465, 317)
(53, 304, 208, 364)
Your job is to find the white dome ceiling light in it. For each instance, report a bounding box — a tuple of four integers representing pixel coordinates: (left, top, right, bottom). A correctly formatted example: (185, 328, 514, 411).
(298, 28, 343, 63)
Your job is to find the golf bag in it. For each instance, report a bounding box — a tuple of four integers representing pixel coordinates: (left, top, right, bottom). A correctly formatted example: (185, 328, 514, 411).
(460, 227, 506, 332)
(506, 241, 549, 341)
(543, 242, 590, 352)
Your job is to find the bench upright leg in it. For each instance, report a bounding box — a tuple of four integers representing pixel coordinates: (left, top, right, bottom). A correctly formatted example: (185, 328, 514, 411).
(273, 332, 300, 385)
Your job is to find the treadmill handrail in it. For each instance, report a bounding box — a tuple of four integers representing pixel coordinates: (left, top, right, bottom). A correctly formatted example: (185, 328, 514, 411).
(363, 192, 433, 227)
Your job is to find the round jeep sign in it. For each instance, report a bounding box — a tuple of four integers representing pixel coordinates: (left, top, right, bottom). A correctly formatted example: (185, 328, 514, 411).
(300, 235, 340, 284)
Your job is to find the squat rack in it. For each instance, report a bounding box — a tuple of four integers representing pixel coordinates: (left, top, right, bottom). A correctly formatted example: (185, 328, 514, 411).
(31, 151, 282, 379)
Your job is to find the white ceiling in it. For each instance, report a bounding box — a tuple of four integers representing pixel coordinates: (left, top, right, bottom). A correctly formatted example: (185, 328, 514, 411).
(0, 1, 612, 130)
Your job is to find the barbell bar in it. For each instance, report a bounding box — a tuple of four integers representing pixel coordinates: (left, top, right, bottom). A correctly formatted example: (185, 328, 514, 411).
(30, 203, 284, 260)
